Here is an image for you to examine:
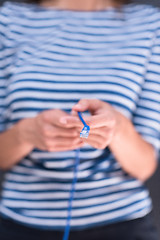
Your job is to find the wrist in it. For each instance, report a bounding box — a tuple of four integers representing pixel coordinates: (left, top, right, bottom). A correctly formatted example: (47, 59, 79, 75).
(15, 118, 35, 150)
(109, 111, 127, 148)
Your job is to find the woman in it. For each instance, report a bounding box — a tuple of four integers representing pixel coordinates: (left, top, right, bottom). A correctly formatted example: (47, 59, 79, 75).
(0, 0, 159, 239)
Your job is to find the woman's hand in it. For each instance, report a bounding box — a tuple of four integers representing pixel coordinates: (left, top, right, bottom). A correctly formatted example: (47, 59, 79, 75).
(60, 99, 157, 181)
(60, 99, 122, 149)
(17, 109, 84, 152)
(0, 109, 84, 170)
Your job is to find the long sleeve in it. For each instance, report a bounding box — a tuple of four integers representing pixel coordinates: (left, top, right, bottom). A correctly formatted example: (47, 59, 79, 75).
(0, 7, 9, 132)
(132, 26, 160, 158)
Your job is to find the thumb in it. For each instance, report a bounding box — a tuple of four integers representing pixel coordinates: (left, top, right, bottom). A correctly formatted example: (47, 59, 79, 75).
(43, 109, 69, 126)
(72, 99, 89, 112)
(72, 99, 102, 114)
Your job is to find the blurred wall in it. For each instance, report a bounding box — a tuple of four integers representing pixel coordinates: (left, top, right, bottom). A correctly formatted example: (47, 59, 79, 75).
(134, 0, 160, 7)
(0, 0, 160, 238)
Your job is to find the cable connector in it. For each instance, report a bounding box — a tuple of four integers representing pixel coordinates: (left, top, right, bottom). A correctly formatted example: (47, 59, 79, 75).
(80, 125, 90, 138)
(78, 112, 90, 139)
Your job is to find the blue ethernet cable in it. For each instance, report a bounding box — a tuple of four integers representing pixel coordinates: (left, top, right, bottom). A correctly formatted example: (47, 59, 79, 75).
(62, 112, 90, 240)
(62, 148, 80, 240)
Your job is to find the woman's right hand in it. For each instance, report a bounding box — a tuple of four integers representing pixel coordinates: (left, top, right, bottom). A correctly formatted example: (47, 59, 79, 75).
(17, 109, 84, 152)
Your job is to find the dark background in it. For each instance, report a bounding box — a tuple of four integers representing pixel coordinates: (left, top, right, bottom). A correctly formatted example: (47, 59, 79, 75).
(0, 0, 160, 237)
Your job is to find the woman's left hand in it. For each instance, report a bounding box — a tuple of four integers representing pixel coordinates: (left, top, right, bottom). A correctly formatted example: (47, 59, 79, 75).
(60, 99, 122, 149)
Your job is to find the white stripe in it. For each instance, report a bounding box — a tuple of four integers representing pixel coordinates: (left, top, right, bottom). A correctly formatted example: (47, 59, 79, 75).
(9, 80, 137, 96)
(29, 149, 103, 160)
(11, 165, 92, 179)
(2, 188, 144, 202)
(135, 108, 160, 120)
(13, 46, 150, 62)
(134, 118, 159, 130)
(2, 190, 149, 209)
(3, 178, 142, 191)
(21, 191, 148, 217)
(0, 199, 151, 227)
(7, 93, 133, 107)
(4, 174, 46, 182)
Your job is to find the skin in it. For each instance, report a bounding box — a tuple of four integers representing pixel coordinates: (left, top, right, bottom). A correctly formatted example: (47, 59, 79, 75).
(40, 0, 120, 11)
(0, 0, 157, 181)
(61, 99, 157, 181)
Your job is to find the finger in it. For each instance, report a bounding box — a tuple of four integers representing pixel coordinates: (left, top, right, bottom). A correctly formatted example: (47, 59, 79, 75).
(71, 110, 78, 116)
(85, 138, 111, 150)
(42, 124, 79, 138)
(89, 127, 113, 138)
(60, 114, 115, 129)
(72, 99, 106, 114)
(56, 127, 79, 137)
(48, 142, 84, 152)
(41, 109, 71, 127)
(46, 138, 84, 152)
(87, 133, 106, 143)
(60, 116, 83, 128)
(87, 115, 116, 129)
(88, 130, 114, 145)
(46, 137, 82, 147)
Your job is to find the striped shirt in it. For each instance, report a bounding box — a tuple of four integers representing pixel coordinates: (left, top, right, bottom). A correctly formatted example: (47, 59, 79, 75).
(0, 2, 160, 230)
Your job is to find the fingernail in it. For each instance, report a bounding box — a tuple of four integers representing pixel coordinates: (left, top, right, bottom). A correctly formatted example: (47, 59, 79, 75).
(71, 110, 76, 116)
(74, 104, 82, 109)
(60, 117, 67, 124)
